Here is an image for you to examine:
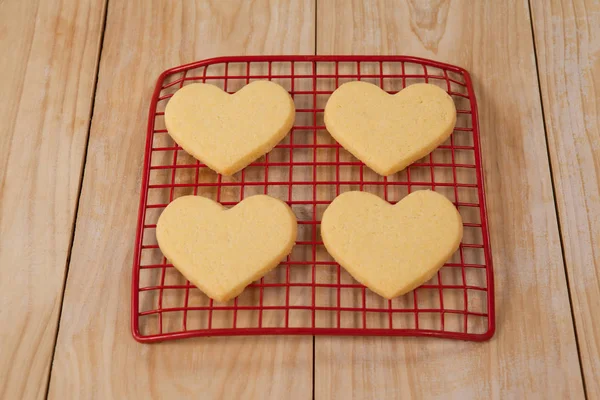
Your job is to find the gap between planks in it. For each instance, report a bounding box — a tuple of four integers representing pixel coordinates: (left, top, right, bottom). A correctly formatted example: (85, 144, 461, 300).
(43, 0, 111, 398)
(526, 0, 589, 398)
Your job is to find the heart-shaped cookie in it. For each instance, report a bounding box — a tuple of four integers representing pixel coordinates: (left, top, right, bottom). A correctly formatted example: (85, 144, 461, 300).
(156, 195, 297, 302)
(324, 82, 456, 176)
(321, 190, 462, 299)
(165, 81, 295, 176)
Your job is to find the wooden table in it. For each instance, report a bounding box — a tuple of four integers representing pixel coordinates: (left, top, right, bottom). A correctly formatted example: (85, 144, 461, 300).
(1, 1, 598, 398)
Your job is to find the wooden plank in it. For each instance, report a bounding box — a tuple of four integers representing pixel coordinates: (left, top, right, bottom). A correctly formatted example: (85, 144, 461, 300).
(315, 1, 585, 398)
(0, 0, 106, 398)
(530, 0, 600, 397)
(47, 1, 315, 398)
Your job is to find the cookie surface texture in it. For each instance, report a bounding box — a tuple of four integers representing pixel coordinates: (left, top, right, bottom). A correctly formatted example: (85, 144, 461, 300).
(156, 195, 297, 302)
(165, 81, 295, 175)
(324, 82, 456, 176)
(321, 190, 463, 299)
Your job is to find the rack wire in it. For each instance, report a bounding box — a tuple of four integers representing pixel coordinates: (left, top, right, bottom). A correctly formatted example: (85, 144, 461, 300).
(131, 55, 495, 342)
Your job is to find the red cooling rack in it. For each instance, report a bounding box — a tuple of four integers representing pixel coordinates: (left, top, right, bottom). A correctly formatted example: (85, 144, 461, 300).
(131, 55, 495, 343)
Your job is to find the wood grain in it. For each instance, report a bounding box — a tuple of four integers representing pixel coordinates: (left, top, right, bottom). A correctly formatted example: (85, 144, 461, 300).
(0, 0, 106, 398)
(315, 0, 585, 398)
(47, 1, 315, 398)
(530, 0, 600, 397)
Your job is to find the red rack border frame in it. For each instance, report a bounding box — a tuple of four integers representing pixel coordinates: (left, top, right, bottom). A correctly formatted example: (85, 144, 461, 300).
(131, 55, 496, 343)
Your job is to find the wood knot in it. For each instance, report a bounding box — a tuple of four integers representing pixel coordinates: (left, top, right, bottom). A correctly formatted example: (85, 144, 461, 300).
(407, 0, 451, 53)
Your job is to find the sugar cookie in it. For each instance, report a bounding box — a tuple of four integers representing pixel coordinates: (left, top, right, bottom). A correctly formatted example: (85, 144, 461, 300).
(165, 81, 295, 176)
(156, 195, 297, 302)
(324, 82, 456, 176)
(321, 190, 463, 299)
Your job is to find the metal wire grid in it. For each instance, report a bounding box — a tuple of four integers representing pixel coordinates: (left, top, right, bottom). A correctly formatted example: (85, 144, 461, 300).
(131, 55, 495, 342)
